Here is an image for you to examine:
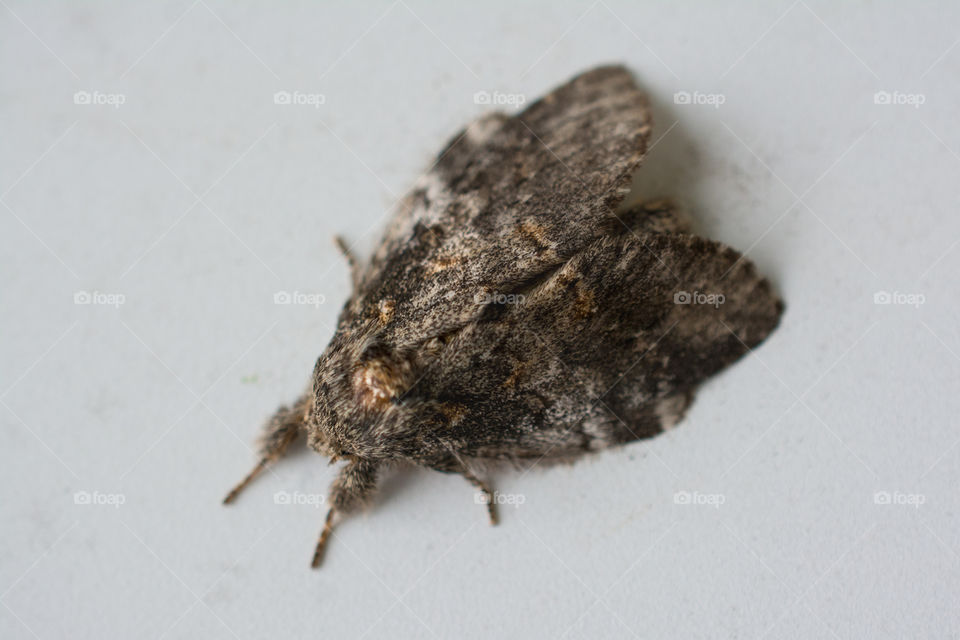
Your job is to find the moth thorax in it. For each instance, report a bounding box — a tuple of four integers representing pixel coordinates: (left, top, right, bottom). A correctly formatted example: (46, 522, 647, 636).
(352, 359, 405, 410)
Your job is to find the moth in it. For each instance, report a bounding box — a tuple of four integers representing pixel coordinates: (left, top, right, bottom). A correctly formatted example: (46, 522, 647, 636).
(224, 65, 783, 567)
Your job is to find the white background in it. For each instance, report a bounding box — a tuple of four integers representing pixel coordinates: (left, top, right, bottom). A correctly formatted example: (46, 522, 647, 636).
(2, 2, 958, 638)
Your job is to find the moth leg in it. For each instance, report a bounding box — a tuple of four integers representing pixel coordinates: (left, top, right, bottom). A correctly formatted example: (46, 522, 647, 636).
(334, 235, 362, 289)
(618, 198, 693, 235)
(223, 394, 308, 504)
(312, 458, 379, 568)
(461, 470, 499, 526)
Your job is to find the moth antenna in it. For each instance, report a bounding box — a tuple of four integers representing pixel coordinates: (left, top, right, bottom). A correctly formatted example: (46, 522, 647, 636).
(334, 235, 361, 288)
(311, 508, 336, 569)
(222, 458, 269, 504)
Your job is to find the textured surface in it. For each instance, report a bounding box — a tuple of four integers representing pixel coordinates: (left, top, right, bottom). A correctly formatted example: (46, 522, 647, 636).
(3, 2, 960, 639)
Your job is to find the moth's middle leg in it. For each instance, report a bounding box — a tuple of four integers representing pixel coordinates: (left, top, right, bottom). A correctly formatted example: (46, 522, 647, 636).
(461, 470, 499, 526)
(430, 462, 500, 525)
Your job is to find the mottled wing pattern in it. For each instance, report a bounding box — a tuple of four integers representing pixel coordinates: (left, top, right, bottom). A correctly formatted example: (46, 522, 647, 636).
(348, 65, 652, 347)
(404, 231, 783, 464)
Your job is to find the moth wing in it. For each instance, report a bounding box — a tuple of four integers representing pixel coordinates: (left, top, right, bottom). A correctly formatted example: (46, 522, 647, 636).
(351, 65, 653, 347)
(407, 231, 783, 462)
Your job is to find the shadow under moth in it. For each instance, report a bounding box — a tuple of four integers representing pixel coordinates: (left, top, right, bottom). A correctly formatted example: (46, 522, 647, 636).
(224, 65, 783, 568)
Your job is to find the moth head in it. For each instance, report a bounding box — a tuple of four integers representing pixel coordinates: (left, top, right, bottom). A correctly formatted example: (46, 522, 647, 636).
(304, 333, 416, 460)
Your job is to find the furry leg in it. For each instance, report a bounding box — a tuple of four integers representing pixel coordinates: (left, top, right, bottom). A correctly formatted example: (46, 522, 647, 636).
(311, 458, 379, 568)
(462, 470, 499, 526)
(223, 394, 309, 504)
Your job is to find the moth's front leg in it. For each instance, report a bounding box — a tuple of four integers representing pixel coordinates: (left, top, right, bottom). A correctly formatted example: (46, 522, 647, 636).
(223, 394, 309, 504)
(312, 458, 379, 568)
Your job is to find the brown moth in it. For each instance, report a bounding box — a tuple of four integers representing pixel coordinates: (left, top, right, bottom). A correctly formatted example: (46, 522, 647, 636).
(224, 65, 783, 568)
